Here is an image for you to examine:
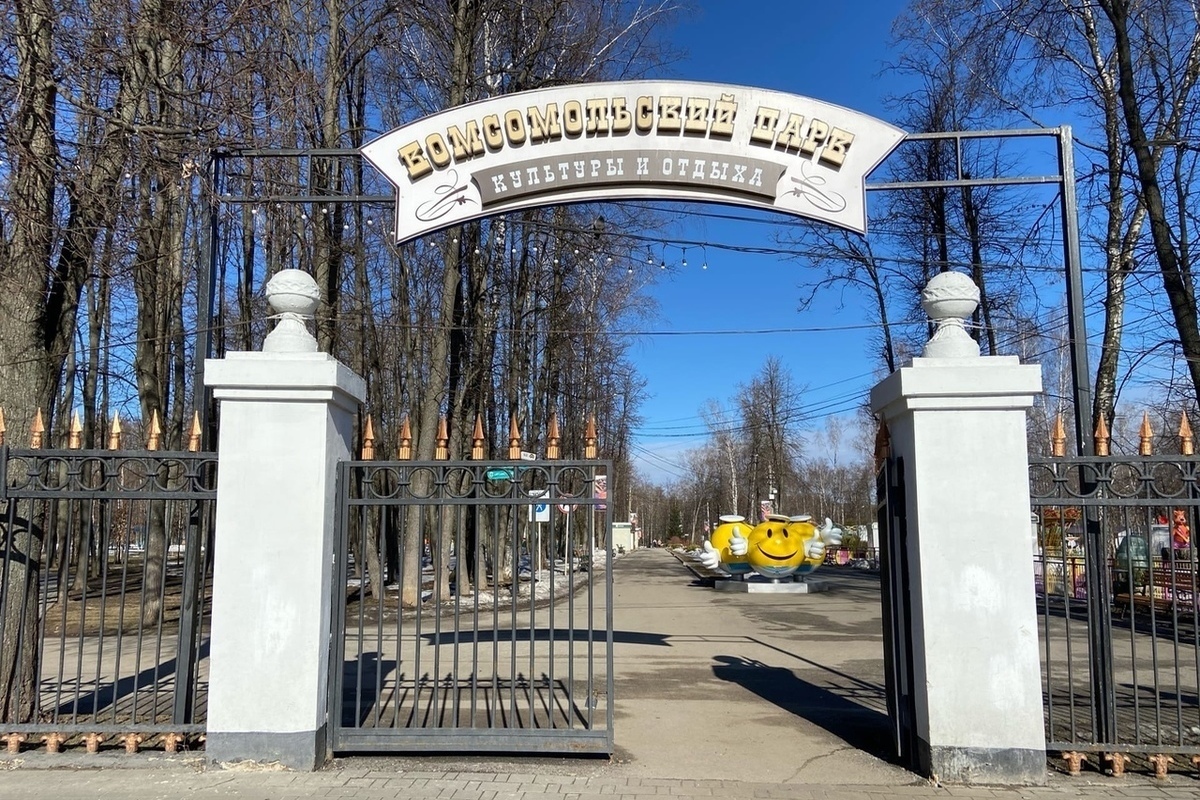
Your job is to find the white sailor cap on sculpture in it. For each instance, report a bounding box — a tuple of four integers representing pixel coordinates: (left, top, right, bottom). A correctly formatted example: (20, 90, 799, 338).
(263, 269, 321, 353)
(920, 271, 980, 359)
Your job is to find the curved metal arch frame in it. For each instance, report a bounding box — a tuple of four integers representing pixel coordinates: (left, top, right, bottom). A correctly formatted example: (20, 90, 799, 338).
(194, 126, 1093, 459)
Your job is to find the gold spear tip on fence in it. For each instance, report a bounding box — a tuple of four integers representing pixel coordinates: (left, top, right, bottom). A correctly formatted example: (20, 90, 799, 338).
(361, 414, 375, 460)
(0, 407, 6, 446)
(1140, 411, 1155, 456)
(68, 411, 83, 449)
(30, 408, 45, 449)
(187, 411, 203, 452)
(508, 414, 521, 459)
(435, 415, 449, 460)
(1180, 411, 1194, 456)
(108, 413, 122, 450)
(471, 414, 485, 460)
(1051, 413, 1066, 457)
(584, 414, 597, 459)
(397, 415, 412, 460)
(147, 409, 162, 451)
(1094, 412, 1111, 457)
(547, 413, 560, 460)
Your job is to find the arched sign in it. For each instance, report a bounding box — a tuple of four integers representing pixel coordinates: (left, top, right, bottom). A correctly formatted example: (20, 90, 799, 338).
(362, 81, 906, 244)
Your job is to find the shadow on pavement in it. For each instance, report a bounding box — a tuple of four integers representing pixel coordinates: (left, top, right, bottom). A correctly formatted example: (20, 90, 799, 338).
(341, 651, 397, 726)
(421, 629, 671, 646)
(711, 654, 895, 764)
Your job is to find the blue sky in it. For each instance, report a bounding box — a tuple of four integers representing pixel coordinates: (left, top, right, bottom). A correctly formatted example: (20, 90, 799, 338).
(627, 1, 914, 483)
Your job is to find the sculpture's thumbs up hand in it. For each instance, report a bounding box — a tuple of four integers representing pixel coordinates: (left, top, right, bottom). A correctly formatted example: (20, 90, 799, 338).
(697, 540, 721, 570)
(729, 530, 748, 557)
(820, 517, 843, 547)
(804, 526, 827, 561)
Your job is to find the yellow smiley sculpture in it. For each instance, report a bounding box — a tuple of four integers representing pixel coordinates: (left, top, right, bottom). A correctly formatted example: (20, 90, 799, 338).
(709, 514, 753, 575)
(745, 515, 807, 580)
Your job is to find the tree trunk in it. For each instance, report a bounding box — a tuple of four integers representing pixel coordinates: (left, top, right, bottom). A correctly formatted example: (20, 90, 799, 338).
(0, 0, 58, 724)
(1101, 0, 1200, 401)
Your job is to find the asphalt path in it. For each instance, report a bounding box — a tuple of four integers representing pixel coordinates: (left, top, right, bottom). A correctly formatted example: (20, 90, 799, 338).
(601, 548, 910, 784)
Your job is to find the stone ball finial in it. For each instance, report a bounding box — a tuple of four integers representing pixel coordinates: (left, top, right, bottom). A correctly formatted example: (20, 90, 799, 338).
(262, 269, 320, 353)
(920, 271, 981, 358)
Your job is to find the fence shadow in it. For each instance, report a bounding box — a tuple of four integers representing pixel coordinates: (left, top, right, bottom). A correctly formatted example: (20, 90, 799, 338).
(421, 629, 668, 647)
(340, 651, 397, 727)
(55, 638, 211, 718)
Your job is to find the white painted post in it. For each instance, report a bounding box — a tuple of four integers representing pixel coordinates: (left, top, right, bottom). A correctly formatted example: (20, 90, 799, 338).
(203, 270, 366, 769)
(870, 272, 1046, 785)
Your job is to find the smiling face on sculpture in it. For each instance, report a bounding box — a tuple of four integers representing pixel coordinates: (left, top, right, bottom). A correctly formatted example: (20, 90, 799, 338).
(746, 515, 806, 579)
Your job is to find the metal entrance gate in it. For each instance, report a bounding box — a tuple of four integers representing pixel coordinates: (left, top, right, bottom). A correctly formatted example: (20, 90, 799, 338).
(0, 445, 215, 745)
(876, 453, 919, 771)
(1031, 450, 1200, 759)
(329, 459, 614, 754)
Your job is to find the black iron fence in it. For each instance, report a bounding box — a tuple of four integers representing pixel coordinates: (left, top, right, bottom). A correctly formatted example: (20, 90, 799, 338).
(1030, 453, 1200, 762)
(330, 459, 614, 754)
(0, 447, 216, 751)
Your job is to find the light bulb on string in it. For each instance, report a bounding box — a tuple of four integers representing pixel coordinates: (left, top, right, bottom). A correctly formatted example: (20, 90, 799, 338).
(681, 247, 688, 268)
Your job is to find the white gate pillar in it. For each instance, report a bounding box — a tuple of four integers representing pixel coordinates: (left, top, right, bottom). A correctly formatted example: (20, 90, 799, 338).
(203, 270, 365, 769)
(870, 272, 1046, 785)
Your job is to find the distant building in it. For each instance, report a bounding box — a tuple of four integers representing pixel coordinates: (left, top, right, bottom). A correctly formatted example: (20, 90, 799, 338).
(611, 522, 635, 553)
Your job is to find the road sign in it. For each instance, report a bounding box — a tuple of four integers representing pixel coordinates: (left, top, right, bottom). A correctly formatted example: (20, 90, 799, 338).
(520, 451, 537, 461)
(485, 468, 514, 481)
(558, 503, 576, 513)
(532, 502, 550, 523)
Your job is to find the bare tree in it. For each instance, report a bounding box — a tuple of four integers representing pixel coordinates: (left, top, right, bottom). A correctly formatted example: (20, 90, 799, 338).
(917, 0, 1200, 422)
